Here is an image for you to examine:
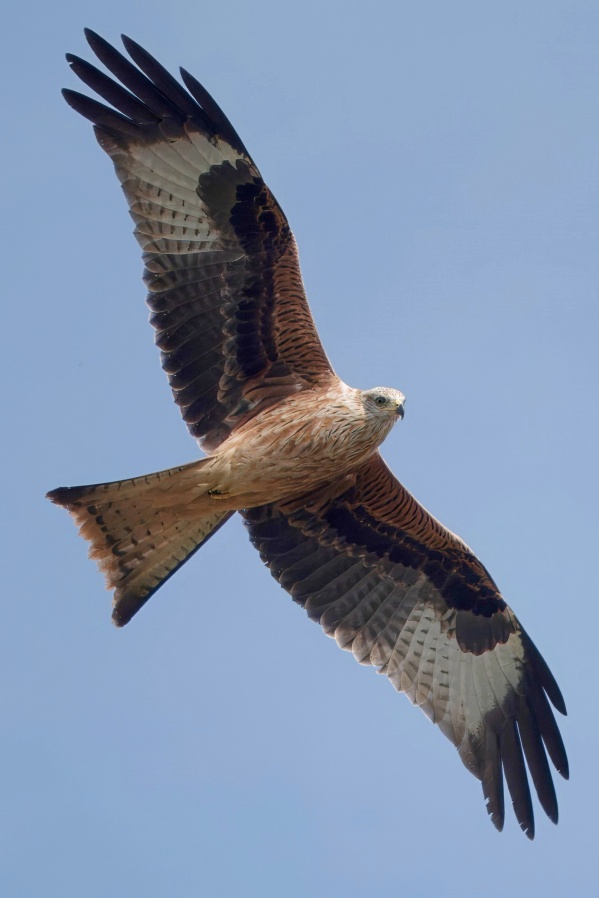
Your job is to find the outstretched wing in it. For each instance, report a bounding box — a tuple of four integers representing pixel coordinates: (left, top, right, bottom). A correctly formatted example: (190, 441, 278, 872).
(243, 454, 568, 838)
(64, 30, 335, 451)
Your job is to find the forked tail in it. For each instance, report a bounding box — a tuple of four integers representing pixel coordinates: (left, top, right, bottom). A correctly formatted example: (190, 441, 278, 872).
(47, 460, 233, 625)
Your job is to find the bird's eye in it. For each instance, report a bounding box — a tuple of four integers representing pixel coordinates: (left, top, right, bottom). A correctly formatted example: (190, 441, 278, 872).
(374, 395, 386, 406)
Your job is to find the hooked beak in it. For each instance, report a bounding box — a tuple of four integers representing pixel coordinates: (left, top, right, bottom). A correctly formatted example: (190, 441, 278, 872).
(396, 399, 405, 419)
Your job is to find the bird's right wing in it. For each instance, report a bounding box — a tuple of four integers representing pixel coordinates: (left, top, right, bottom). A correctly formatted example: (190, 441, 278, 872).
(64, 31, 335, 451)
(243, 453, 568, 838)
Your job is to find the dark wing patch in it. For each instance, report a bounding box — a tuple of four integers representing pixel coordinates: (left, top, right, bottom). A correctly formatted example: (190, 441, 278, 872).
(243, 454, 568, 837)
(64, 31, 334, 451)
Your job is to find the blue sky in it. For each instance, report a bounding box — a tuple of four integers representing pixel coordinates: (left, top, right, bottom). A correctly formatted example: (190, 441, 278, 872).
(3, 1, 598, 894)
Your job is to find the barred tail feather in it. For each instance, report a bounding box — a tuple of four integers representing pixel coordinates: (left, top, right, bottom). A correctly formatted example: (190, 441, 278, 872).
(47, 460, 232, 625)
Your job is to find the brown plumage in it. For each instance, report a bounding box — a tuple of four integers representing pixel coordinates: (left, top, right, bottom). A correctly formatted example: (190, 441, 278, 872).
(48, 30, 568, 839)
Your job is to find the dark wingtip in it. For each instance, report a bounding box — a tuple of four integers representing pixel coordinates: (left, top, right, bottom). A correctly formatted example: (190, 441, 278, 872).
(488, 809, 504, 833)
(179, 66, 250, 156)
(547, 677, 567, 717)
(61, 86, 92, 113)
(112, 589, 149, 628)
(47, 486, 75, 508)
(553, 691, 567, 717)
(120, 34, 144, 61)
(84, 28, 117, 59)
(522, 629, 567, 715)
(120, 34, 134, 52)
(84, 28, 112, 58)
(111, 606, 128, 628)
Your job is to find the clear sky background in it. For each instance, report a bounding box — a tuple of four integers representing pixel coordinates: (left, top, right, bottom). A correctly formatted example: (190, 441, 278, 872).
(2, 1, 598, 895)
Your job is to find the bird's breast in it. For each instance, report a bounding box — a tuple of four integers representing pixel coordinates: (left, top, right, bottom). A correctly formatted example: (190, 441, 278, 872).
(209, 388, 395, 506)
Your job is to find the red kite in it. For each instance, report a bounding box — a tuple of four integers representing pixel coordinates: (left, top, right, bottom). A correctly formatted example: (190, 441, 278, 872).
(48, 30, 568, 838)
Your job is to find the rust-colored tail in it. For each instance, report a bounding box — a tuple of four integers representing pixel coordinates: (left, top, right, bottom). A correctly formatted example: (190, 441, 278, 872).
(47, 460, 232, 626)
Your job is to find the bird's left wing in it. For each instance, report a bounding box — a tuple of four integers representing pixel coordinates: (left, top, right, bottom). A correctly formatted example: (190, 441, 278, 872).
(242, 453, 568, 838)
(63, 31, 335, 452)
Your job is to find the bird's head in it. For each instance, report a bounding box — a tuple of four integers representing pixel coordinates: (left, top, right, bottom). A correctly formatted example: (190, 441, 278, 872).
(361, 387, 406, 419)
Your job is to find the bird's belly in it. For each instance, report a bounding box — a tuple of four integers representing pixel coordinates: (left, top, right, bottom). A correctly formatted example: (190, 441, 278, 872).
(208, 411, 386, 507)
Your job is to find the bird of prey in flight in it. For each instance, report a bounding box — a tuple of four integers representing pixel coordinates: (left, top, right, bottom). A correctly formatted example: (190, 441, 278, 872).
(48, 30, 568, 838)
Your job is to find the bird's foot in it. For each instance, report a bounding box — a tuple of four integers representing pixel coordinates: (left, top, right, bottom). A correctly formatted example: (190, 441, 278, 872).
(208, 488, 230, 500)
